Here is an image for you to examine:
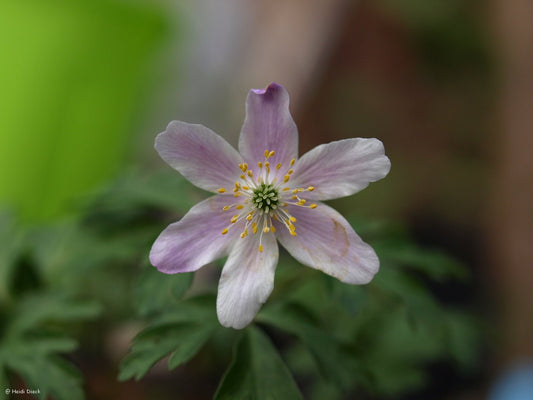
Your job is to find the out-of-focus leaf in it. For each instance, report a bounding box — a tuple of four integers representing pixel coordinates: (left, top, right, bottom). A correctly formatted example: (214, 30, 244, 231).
(6, 294, 101, 338)
(214, 327, 303, 400)
(0, 0, 168, 221)
(119, 295, 218, 381)
(135, 267, 193, 317)
(0, 294, 99, 400)
(376, 241, 469, 281)
(258, 303, 357, 390)
(5, 353, 84, 400)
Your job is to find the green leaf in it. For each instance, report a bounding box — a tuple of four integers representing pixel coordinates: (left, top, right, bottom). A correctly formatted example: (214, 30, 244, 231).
(119, 322, 216, 381)
(5, 353, 84, 400)
(119, 295, 218, 381)
(135, 267, 193, 317)
(214, 327, 303, 400)
(6, 294, 101, 337)
(258, 304, 356, 390)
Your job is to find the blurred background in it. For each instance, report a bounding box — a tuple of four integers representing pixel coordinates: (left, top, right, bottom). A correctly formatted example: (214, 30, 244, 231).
(1, 0, 532, 399)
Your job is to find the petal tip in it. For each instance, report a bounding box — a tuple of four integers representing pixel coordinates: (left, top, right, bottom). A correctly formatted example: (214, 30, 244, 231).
(251, 82, 284, 97)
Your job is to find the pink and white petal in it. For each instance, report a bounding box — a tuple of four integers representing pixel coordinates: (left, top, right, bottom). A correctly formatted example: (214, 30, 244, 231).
(290, 138, 391, 201)
(155, 121, 242, 193)
(238, 83, 298, 169)
(274, 203, 379, 284)
(150, 195, 241, 274)
(217, 232, 278, 329)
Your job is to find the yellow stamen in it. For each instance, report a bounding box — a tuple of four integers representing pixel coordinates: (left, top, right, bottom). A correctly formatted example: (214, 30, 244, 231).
(217, 188, 226, 193)
(268, 150, 275, 158)
(264, 162, 270, 168)
(231, 215, 238, 223)
(259, 244, 263, 252)
(247, 170, 253, 177)
(290, 158, 295, 166)
(290, 231, 297, 236)
(223, 205, 231, 211)
(242, 186, 249, 191)
(307, 186, 315, 191)
(282, 187, 290, 191)
(276, 163, 282, 170)
(270, 225, 276, 233)
(310, 204, 317, 209)
(283, 175, 290, 183)
(263, 227, 270, 233)
(264, 150, 269, 158)
(236, 204, 244, 210)
(258, 161, 263, 168)
(291, 195, 298, 200)
(288, 169, 293, 175)
(292, 189, 299, 194)
(234, 193, 242, 197)
(240, 229, 248, 238)
(252, 222, 258, 234)
(246, 214, 253, 221)
(240, 174, 245, 179)
(221, 228, 229, 235)
(289, 216, 297, 223)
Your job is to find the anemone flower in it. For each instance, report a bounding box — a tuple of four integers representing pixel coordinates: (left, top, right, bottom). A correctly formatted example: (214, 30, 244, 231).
(150, 83, 391, 329)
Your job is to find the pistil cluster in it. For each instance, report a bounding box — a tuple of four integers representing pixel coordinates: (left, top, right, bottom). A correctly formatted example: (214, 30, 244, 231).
(218, 150, 317, 252)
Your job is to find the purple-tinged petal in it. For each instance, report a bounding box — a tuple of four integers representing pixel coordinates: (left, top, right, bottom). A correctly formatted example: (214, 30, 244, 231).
(150, 195, 242, 274)
(290, 138, 390, 201)
(155, 121, 242, 193)
(274, 203, 379, 284)
(217, 232, 278, 329)
(238, 83, 298, 168)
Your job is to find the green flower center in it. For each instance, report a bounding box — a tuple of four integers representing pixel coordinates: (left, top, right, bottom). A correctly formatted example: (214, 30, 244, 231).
(252, 183, 279, 214)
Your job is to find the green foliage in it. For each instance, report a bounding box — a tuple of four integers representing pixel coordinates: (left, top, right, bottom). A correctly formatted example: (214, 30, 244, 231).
(215, 327, 303, 400)
(119, 295, 217, 381)
(0, 294, 100, 400)
(1, 169, 482, 399)
(0, 0, 168, 221)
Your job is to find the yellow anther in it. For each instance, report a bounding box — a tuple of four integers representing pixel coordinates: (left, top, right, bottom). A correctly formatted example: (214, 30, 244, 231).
(264, 162, 270, 168)
(297, 200, 306, 205)
(247, 170, 253, 177)
(217, 188, 226, 193)
(270, 225, 276, 233)
(291, 195, 298, 200)
(236, 204, 244, 210)
(264, 150, 269, 158)
(231, 215, 239, 223)
(289, 216, 297, 223)
(288, 223, 295, 231)
(223, 205, 231, 211)
(263, 227, 270, 233)
(290, 231, 297, 237)
(283, 175, 290, 183)
(242, 186, 250, 191)
(298, 188, 304, 192)
(276, 163, 282, 170)
(221, 228, 229, 235)
(246, 214, 253, 221)
(292, 189, 299, 194)
(242, 163, 248, 172)
(290, 158, 295, 166)
(269, 150, 275, 157)
(240, 174, 245, 179)
(240, 229, 248, 238)
(307, 186, 315, 191)
(282, 187, 290, 192)
(252, 222, 258, 234)
(259, 244, 263, 252)
(234, 193, 242, 197)
(310, 204, 317, 209)
(288, 169, 293, 175)
(258, 161, 263, 168)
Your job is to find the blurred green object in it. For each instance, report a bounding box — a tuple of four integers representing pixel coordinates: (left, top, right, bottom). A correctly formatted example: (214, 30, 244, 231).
(0, 0, 167, 222)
